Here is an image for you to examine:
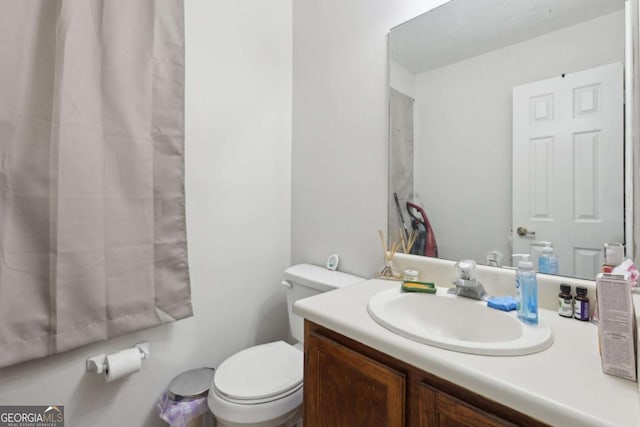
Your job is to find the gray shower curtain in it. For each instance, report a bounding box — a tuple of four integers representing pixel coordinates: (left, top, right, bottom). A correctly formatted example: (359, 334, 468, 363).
(388, 89, 415, 241)
(0, 0, 191, 367)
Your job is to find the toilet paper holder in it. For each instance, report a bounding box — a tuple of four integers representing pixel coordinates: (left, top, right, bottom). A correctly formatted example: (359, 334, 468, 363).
(86, 342, 150, 375)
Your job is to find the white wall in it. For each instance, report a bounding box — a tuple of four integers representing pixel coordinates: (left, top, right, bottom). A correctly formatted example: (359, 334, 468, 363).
(413, 11, 624, 264)
(0, 1, 292, 426)
(390, 60, 415, 98)
(291, 0, 451, 277)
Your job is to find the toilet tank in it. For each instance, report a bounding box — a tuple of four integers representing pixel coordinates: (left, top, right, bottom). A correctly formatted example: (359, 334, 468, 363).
(283, 264, 363, 343)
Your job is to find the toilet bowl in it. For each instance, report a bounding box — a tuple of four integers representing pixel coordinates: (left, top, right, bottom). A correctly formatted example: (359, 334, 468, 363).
(209, 341, 303, 427)
(208, 264, 363, 427)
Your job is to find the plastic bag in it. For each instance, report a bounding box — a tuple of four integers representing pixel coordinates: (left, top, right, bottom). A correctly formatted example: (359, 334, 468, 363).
(158, 392, 211, 427)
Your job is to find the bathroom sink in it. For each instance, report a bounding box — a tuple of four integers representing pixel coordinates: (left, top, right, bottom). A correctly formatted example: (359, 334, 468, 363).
(367, 287, 553, 356)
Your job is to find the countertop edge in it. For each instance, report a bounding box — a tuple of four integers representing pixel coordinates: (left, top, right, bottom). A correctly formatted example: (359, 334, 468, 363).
(294, 280, 639, 427)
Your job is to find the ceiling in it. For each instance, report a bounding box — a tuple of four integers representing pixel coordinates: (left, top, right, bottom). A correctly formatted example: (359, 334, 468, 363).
(389, 0, 625, 74)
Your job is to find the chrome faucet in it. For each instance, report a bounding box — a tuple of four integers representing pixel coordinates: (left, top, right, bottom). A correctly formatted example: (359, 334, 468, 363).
(486, 250, 503, 268)
(448, 260, 488, 301)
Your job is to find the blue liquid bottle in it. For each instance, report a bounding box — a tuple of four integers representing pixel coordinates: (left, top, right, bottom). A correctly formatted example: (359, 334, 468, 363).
(538, 241, 558, 275)
(513, 254, 538, 325)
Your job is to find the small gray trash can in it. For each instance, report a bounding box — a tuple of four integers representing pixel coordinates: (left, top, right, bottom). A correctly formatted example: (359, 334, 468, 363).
(159, 367, 216, 427)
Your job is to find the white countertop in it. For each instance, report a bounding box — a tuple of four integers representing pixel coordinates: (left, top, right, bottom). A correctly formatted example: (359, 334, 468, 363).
(294, 279, 640, 427)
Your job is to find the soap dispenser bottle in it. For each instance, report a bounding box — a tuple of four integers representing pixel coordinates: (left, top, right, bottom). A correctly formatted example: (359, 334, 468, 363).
(538, 241, 558, 275)
(513, 254, 538, 325)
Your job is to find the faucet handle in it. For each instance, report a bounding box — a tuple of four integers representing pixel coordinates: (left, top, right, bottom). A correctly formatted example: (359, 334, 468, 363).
(455, 259, 477, 280)
(486, 250, 503, 267)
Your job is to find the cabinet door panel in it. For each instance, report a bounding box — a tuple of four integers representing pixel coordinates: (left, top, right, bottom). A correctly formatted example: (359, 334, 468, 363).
(417, 382, 517, 427)
(305, 332, 405, 427)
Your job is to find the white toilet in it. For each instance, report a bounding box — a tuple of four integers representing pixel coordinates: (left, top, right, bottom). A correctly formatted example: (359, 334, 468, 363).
(208, 264, 363, 427)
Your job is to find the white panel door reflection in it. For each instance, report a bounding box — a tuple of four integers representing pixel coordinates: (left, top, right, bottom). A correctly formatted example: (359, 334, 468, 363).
(512, 62, 623, 279)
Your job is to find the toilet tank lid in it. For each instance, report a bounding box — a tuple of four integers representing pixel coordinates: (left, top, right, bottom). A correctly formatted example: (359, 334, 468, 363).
(284, 264, 364, 292)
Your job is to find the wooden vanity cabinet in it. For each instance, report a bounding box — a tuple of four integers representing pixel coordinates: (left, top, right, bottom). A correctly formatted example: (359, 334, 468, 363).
(304, 321, 549, 427)
(416, 383, 517, 427)
(304, 330, 405, 427)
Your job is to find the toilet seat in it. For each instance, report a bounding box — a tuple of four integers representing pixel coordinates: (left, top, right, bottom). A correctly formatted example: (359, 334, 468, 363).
(216, 382, 303, 405)
(213, 341, 303, 404)
(209, 341, 304, 426)
(208, 385, 302, 426)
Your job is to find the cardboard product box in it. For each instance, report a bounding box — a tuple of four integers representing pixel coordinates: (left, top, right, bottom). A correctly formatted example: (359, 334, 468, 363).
(596, 273, 637, 382)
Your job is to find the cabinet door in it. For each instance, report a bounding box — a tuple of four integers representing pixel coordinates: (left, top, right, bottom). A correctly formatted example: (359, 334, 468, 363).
(304, 332, 405, 427)
(417, 383, 517, 427)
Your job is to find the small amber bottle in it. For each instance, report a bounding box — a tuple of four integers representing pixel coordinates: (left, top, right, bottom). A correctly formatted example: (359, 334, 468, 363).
(574, 286, 590, 321)
(558, 284, 573, 318)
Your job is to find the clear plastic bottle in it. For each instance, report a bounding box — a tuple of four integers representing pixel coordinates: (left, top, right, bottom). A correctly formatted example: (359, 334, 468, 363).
(538, 241, 558, 274)
(513, 254, 538, 325)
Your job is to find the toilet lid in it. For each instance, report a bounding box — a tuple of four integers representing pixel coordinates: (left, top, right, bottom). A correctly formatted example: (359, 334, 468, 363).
(213, 341, 303, 401)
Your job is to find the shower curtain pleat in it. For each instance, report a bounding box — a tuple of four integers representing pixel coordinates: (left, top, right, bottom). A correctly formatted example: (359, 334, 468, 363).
(0, 0, 191, 368)
(388, 89, 415, 241)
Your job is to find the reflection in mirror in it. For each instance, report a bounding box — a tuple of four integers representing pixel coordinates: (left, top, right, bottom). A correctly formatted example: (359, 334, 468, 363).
(388, 0, 628, 280)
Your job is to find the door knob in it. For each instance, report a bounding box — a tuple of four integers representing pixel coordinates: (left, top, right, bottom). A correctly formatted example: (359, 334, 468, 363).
(516, 226, 535, 237)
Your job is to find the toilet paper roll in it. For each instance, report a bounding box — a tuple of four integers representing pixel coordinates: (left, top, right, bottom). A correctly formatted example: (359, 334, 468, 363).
(105, 348, 142, 382)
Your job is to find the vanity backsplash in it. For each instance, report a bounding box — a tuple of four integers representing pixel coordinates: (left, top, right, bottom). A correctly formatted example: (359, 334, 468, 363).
(393, 253, 596, 314)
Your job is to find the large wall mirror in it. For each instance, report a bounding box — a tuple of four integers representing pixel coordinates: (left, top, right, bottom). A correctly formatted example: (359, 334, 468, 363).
(388, 0, 632, 280)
